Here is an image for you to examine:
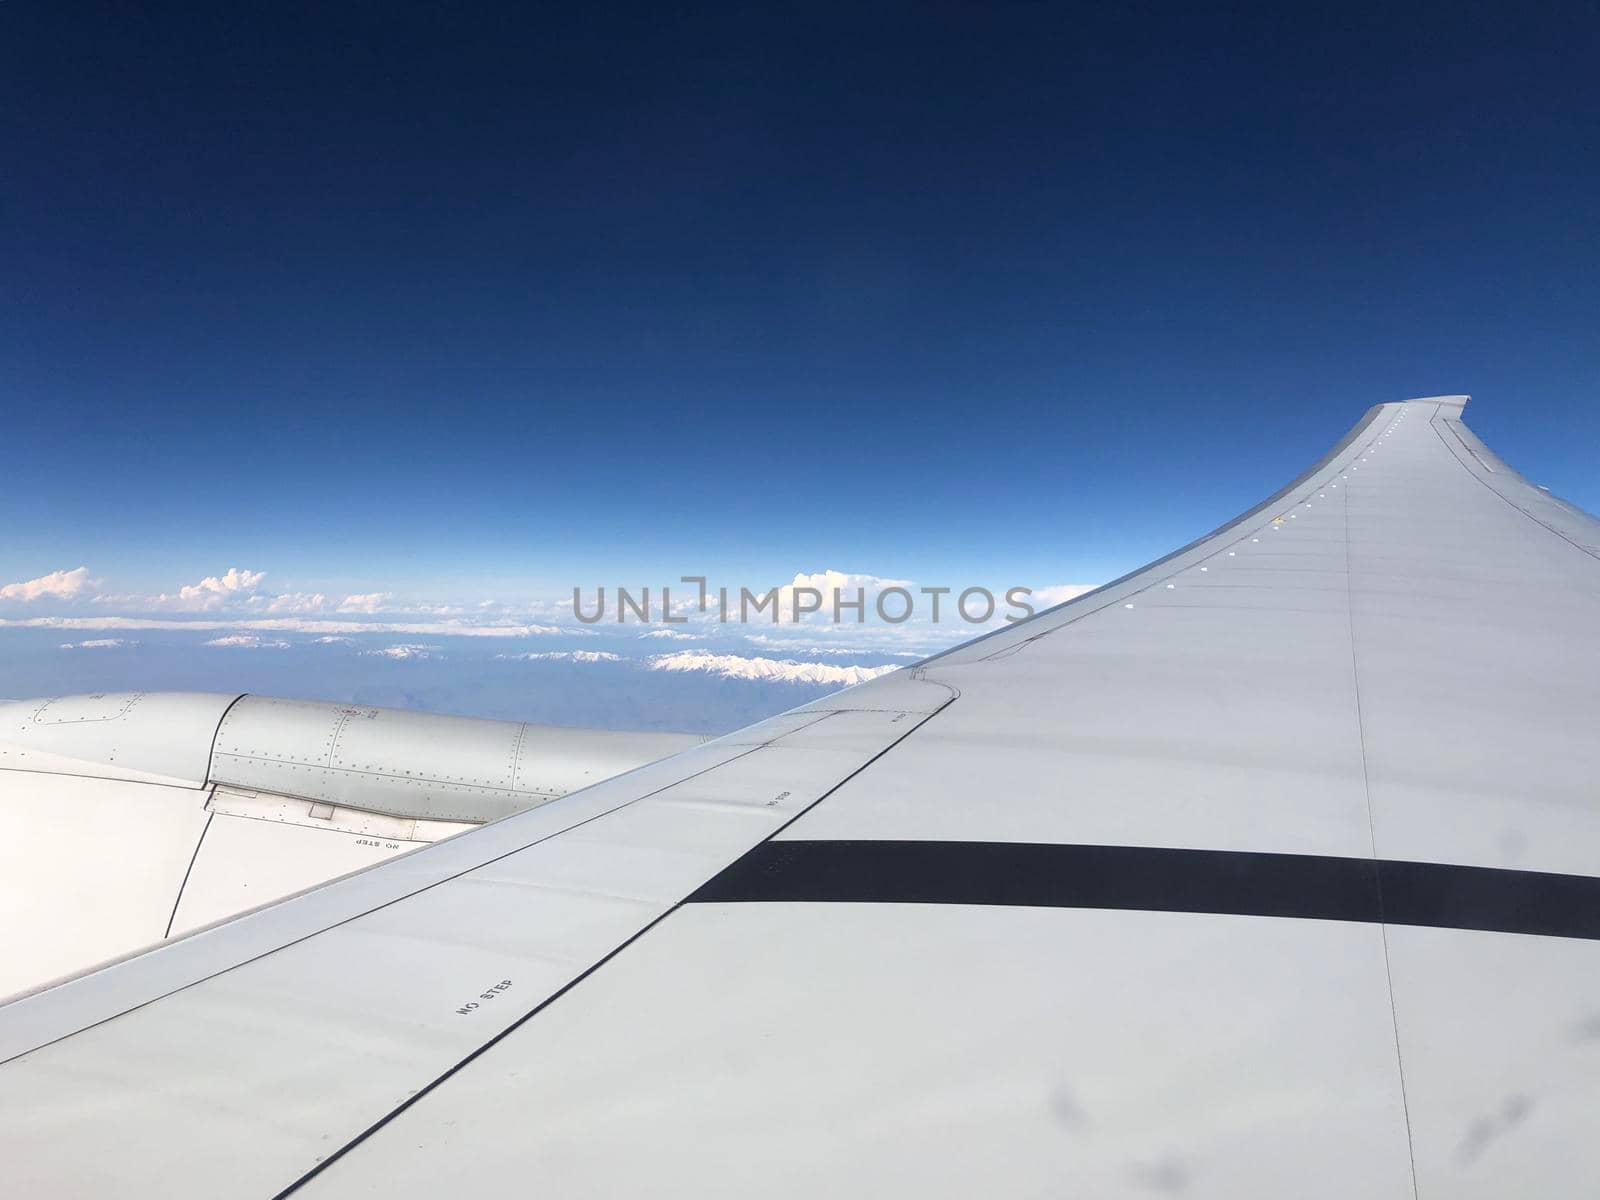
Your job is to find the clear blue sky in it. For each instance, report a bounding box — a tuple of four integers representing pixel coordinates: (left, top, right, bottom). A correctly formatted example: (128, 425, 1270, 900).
(3, 1, 1596, 604)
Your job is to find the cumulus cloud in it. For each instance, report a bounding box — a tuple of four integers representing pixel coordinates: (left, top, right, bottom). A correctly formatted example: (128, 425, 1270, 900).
(178, 567, 267, 609)
(638, 629, 698, 641)
(338, 592, 394, 614)
(648, 650, 898, 686)
(253, 592, 329, 614)
(58, 638, 135, 650)
(204, 634, 290, 649)
(1, 566, 94, 603)
(773, 569, 916, 623)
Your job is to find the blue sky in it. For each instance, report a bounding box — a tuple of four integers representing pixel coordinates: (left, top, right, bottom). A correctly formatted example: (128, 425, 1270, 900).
(2, 2, 1597, 711)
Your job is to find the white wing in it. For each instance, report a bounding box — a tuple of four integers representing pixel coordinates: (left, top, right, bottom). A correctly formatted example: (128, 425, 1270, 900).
(0, 696, 705, 997)
(3, 395, 1597, 1199)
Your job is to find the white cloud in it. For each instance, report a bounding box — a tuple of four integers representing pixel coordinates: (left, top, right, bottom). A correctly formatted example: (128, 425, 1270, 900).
(338, 592, 394, 614)
(648, 650, 898, 686)
(3, 566, 583, 627)
(1, 566, 94, 603)
(362, 643, 440, 660)
(312, 635, 352, 644)
(497, 650, 624, 663)
(253, 591, 329, 614)
(178, 567, 267, 609)
(0, 616, 574, 638)
(773, 569, 916, 623)
(0, 564, 1094, 650)
(204, 634, 290, 649)
(58, 638, 135, 650)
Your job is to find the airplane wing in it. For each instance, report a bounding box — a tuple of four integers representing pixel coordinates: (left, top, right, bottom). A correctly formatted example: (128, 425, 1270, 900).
(3, 395, 1597, 1198)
